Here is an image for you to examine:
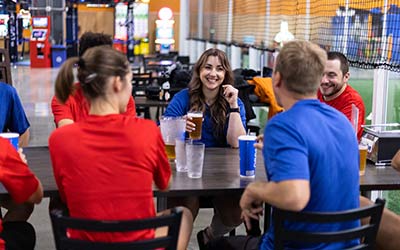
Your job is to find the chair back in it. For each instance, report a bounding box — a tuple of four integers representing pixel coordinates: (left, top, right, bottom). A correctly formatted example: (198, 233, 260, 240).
(273, 198, 385, 250)
(50, 207, 182, 250)
(0, 48, 12, 85)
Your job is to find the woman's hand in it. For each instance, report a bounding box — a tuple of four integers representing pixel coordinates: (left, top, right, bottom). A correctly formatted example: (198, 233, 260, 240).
(186, 116, 196, 133)
(222, 85, 239, 108)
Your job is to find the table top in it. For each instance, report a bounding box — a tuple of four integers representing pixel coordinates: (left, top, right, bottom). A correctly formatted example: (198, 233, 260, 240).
(1, 146, 399, 198)
(134, 96, 169, 108)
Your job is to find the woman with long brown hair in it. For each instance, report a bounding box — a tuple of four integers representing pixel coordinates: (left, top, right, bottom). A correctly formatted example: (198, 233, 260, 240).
(163, 48, 246, 248)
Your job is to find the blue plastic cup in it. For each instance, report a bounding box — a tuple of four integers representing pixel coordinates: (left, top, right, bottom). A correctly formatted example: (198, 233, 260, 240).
(0, 133, 19, 150)
(238, 135, 257, 178)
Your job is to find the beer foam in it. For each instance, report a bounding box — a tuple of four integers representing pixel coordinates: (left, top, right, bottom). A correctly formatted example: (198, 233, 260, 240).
(188, 112, 203, 118)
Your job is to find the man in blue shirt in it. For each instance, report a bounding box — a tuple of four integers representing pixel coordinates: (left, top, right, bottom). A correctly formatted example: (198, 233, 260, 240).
(207, 41, 360, 250)
(0, 82, 30, 147)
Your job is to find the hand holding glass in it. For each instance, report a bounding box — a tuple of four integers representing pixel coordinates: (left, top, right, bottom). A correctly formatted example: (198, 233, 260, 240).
(187, 111, 203, 140)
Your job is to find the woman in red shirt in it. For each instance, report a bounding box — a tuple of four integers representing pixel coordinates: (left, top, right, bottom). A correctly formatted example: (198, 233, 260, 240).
(49, 46, 192, 249)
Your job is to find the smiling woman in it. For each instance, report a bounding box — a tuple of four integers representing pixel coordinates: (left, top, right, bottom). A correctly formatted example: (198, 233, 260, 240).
(162, 48, 246, 249)
(164, 48, 246, 148)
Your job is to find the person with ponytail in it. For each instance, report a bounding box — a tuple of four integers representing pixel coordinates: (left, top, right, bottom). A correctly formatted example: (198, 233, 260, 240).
(48, 46, 192, 250)
(50, 32, 136, 128)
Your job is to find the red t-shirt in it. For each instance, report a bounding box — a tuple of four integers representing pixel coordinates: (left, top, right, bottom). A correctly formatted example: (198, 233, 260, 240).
(318, 84, 365, 141)
(0, 138, 40, 250)
(48, 114, 171, 242)
(51, 83, 136, 126)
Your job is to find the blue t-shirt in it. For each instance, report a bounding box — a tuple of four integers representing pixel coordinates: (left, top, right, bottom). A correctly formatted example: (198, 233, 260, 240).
(261, 99, 360, 250)
(0, 82, 30, 134)
(163, 88, 246, 147)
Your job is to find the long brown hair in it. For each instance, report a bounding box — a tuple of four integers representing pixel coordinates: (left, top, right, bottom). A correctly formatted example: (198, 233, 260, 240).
(55, 46, 130, 103)
(188, 48, 234, 142)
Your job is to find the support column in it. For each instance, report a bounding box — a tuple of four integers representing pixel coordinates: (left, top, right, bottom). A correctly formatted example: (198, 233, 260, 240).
(179, 0, 189, 56)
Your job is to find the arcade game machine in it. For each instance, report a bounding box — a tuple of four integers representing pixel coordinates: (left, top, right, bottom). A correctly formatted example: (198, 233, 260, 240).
(132, 1, 149, 56)
(17, 8, 32, 60)
(0, 14, 8, 38)
(155, 7, 175, 54)
(114, 2, 128, 54)
(30, 16, 51, 68)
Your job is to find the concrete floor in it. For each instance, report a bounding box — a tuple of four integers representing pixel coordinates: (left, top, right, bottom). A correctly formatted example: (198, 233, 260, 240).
(11, 65, 251, 250)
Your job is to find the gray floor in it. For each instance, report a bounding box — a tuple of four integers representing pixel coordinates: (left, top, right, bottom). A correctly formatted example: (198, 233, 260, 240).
(11, 65, 251, 249)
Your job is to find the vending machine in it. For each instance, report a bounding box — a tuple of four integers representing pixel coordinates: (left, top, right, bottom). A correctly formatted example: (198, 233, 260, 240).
(155, 7, 175, 54)
(30, 16, 51, 68)
(114, 2, 128, 54)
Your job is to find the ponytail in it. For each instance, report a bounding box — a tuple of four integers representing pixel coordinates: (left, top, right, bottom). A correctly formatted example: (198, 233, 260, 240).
(54, 57, 79, 104)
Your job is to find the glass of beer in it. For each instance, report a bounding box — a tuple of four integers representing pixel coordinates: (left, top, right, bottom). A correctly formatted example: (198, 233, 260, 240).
(159, 116, 186, 160)
(187, 111, 203, 140)
(359, 143, 368, 176)
(165, 137, 176, 160)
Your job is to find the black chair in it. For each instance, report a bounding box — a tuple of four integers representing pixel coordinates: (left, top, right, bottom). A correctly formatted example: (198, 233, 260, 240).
(50, 207, 182, 250)
(132, 72, 157, 118)
(273, 198, 385, 250)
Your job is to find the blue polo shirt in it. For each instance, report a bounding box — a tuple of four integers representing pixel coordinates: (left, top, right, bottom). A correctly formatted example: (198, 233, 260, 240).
(261, 99, 360, 250)
(0, 82, 30, 134)
(163, 88, 246, 147)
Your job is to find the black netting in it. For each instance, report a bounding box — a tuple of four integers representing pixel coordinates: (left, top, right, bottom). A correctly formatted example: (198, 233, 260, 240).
(188, 0, 400, 72)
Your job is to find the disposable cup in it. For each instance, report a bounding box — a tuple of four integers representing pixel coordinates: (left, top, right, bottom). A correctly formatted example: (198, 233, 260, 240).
(238, 135, 257, 178)
(0, 133, 19, 150)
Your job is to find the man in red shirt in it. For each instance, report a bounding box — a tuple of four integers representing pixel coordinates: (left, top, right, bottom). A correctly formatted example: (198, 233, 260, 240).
(0, 138, 43, 250)
(51, 32, 136, 128)
(318, 51, 365, 141)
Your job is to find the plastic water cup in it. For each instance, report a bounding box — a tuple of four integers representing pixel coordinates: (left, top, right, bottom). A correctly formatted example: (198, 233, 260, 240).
(238, 135, 257, 178)
(0, 133, 19, 150)
(186, 142, 205, 178)
(175, 139, 188, 172)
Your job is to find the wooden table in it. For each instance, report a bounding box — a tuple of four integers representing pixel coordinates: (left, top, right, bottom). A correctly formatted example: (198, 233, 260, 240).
(134, 96, 169, 120)
(134, 96, 169, 109)
(2, 146, 399, 233)
(2, 146, 400, 200)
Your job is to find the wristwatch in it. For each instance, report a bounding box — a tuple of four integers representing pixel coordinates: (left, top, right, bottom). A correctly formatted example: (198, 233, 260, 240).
(228, 107, 240, 113)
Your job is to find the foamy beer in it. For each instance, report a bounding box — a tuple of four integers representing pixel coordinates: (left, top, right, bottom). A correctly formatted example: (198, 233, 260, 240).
(188, 111, 203, 140)
(359, 144, 368, 176)
(165, 143, 176, 159)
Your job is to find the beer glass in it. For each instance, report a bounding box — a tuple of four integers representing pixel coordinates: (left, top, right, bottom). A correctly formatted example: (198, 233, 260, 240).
(159, 116, 186, 160)
(187, 111, 203, 140)
(359, 143, 368, 176)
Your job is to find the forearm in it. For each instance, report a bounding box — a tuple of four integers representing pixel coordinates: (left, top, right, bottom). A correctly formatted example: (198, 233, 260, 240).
(19, 129, 30, 147)
(392, 150, 400, 171)
(226, 113, 246, 147)
(245, 180, 310, 211)
(27, 179, 43, 204)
